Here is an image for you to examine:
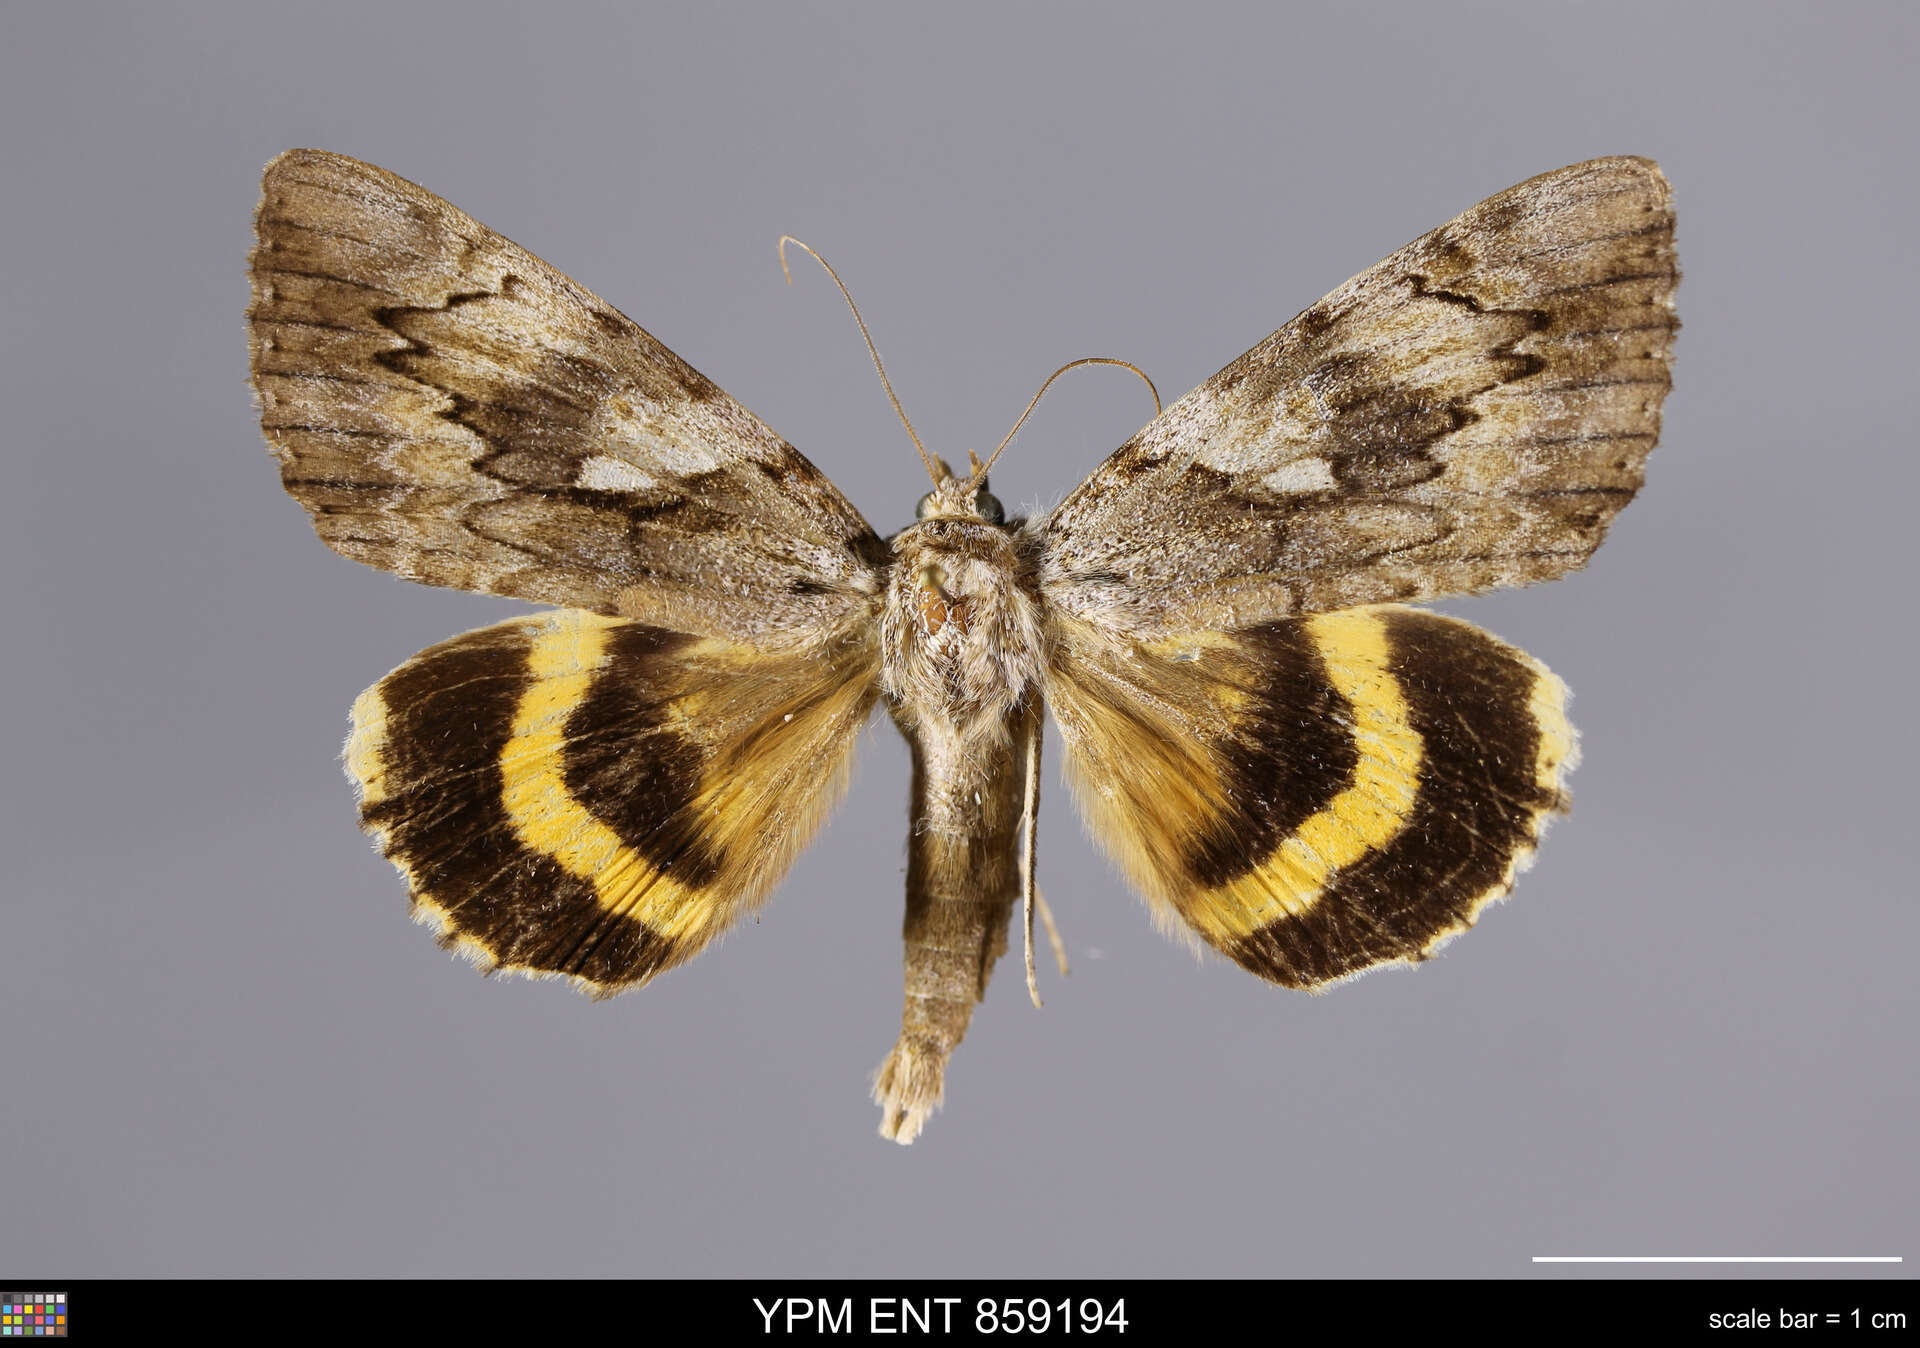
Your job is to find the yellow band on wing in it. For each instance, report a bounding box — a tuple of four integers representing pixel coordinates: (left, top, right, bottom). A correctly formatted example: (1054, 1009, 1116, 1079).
(1187, 609, 1426, 941)
(499, 611, 713, 944)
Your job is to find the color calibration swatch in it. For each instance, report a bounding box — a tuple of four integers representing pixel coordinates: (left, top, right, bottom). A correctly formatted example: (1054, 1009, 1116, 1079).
(1, 1295, 65, 1337)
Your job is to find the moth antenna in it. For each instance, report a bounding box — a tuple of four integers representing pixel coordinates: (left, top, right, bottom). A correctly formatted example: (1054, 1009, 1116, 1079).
(778, 236, 940, 487)
(1022, 714, 1044, 1009)
(969, 357, 1162, 492)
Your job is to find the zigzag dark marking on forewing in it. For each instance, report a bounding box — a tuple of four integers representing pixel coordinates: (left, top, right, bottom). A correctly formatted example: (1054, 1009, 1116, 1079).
(1039, 156, 1677, 639)
(249, 149, 884, 643)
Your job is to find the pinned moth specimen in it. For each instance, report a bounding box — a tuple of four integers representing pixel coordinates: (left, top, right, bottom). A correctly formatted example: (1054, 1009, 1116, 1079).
(248, 152, 1676, 1142)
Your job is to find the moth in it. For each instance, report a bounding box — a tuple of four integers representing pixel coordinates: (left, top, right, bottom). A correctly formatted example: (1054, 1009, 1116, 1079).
(248, 150, 1676, 1143)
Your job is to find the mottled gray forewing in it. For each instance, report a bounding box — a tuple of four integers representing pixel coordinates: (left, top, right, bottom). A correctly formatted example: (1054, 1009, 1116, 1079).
(1041, 156, 1678, 639)
(248, 150, 883, 642)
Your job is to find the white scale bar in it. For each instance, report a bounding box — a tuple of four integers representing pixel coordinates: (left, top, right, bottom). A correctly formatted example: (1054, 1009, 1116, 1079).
(1533, 1256, 1901, 1263)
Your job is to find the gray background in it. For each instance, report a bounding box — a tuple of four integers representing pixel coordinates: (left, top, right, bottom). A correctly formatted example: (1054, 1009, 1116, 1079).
(3, 1, 1912, 1280)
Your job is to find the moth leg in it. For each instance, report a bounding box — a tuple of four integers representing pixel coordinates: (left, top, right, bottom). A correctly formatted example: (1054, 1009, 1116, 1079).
(1022, 711, 1043, 1009)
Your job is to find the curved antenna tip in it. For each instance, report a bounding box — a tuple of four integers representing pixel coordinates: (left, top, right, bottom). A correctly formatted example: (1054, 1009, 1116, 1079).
(778, 237, 939, 487)
(776, 235, 802, 286)
(968, 357, 1162, 491)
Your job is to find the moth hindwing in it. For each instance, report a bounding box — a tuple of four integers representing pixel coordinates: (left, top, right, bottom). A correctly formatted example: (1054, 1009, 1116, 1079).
(250, 151, 1675, 1144)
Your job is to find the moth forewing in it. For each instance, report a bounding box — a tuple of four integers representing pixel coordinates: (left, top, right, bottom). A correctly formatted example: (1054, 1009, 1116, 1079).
(248, 148, 886, 642)
(1040, 155, 1677, 637)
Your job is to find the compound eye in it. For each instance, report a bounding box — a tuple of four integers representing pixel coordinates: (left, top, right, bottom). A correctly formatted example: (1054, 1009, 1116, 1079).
(915, 491, 938, 520)
(975, 491, 1005, 524)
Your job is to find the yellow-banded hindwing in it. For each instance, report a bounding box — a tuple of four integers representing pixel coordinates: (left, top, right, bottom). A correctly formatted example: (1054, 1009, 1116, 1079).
(347, 610, 880, 995)
(1046, 605, 1576, 989)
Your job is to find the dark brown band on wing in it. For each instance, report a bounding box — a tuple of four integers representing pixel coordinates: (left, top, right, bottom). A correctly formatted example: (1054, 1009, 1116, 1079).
(1183, 622, 1359, 888)
(560, 622, 725, 889)
(1224, 608, 1566, 988)
(352, 618, 680, 994)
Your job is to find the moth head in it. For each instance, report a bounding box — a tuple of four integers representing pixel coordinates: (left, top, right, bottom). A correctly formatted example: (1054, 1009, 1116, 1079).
(913, 357, 1161, 532)
(889, 501, 1023, 602)
(913, 456, 1006, 527)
